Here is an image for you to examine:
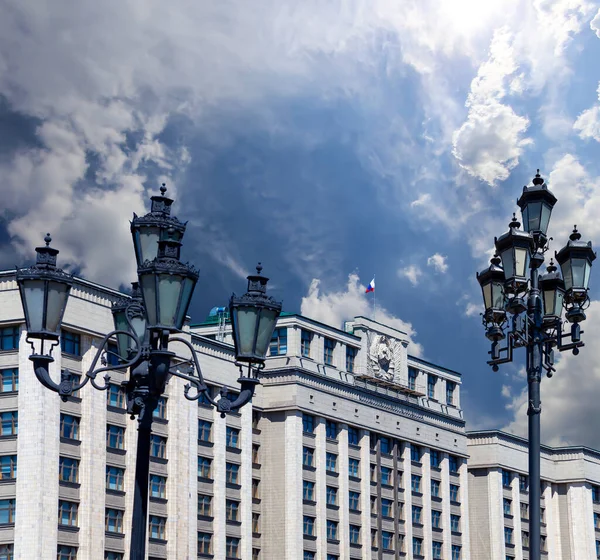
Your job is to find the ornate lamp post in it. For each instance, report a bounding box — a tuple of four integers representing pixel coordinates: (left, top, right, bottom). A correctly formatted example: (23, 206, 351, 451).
(16, 186, 282, 560)
(476, 170, 595, 560)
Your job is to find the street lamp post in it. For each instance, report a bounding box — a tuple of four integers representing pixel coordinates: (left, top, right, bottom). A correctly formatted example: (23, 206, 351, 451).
(15, 186, 282, 560)
(476, 170, 596, 560)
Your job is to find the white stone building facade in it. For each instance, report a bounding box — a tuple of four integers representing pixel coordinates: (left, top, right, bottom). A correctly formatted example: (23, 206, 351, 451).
(467, 430, 600, 560)
(0, 270, 469, 560)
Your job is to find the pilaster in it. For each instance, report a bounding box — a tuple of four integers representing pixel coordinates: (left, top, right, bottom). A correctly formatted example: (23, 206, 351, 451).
(239, 403, 253, 560)
(315, 417, 327, 559)
(359, 429, 371, 560)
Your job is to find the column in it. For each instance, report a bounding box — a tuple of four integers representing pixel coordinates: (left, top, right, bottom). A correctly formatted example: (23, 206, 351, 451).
(239, 403, 253, 560)
(78, 336, 108, 560)
(315, 418, 327, 559)
(284, 411, 303, 560)
(543, 483, 561, 560)
(487, 469, 504, 560)
(359, 430, 371, 560)
(14, 329, 60, 559)
(402, 445, 413, 559)
(568, 483, 595, 559)
(458, 459, 471, 560)
(422, 448, 432, 560)
(123, 401, 139, 557)
(510, 475, 523, 560)
(338, 424, 350, 560)
(212, 403, 226, 560)
(440, 454, 452, 560)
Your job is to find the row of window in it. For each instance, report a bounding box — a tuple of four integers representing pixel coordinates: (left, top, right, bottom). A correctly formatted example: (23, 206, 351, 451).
(198, 456, 240, 484)
(198, 533, 241, 557)
(504, 527, 547, 550)
(502, 498, 545, 522)
(270, 328, 358, 371)
(502, 469, 531, 492)
(198, 421, 241, 449)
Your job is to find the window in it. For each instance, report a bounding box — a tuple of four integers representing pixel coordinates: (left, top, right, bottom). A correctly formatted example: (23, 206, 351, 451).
(431, 479, 440, 498)
(59, 501, 78, 527)
(379, 436, 391, 454)
(348, 457, 360, 477)
(198, 420, 212, 443)
(432, 541, 443, 559)
(326, 486, 337, 506)
(450, 484, 460, 502)
(198, 387, 212, 407)
(106, 343, 120, 367)
(346, 346, 357, 372)
(430, 450, 440, 468)
(413, 537, 423, 556)
(503, 498, 512, 516)
(381, 531, 394, 551)
(381, 466, 392, 485)
(323, 337, 335, 365)
(348, 426, 360, 446)
(593, 485, 600, 503)
(326, 520, 338, 540)
(452, 545, 462, 560)
(541, 535, 547, 552)
(0, 327, 19, 351)
(198, 494, 212, 517)
(109, 468, 131, 497)
(303, 447, 314, 468)
(252, 478, 260, 499)
(226, 427, 240, 448)
(150, 475, 166, 499)
(226, 537, 240, 558)
(269, 327, 287, 356)
(301, 330, 312, 357)
(150, 435, 166, 458)
(0, 456, 16, 481)
(252, 444, 260, 464)
(59, 457, 79, 483)
(0, 500, 15, 524)
(397, 470, 403, 489)
(303, 553, 315, 560)
(370, 496, 377, 515)
(349, 491, 360, 511)
(61, 330, 81, 356)
(106, 425, 124, 450)
(57, 546, 77, 560)
(519, 502, 529, 519)
(303, 516, 315, 536)
(412, 505, 422, 524)
(446, 381, 455, 405)
(326, 452, 337, 473)
(408, 367, 417, 390)
(226, 499, 239, 522)
(105, 508, 123, 533)
(381, 498, 393, 517)
(449, 455, 459, 473)
(252, 512, 260, 534)
(149, 515, 166, 540)
(504, 527, 513, 544)
(595, 513, 600, 529)
(226, 462, 240, 484)
(519, 473, 528, 492)
(349, 524, 361, 545)
(302, 414, 315, 434)
(198, 532, 212, 555)
(502, 469, 512, 487)
(107, 383, 125, 408)
(326, 420, 338, 440)
(371, 528, 378, 548)
(431, 509, 441, 528)
(327, 556, 338, 560)
(153, 397, 167, 419)
(427, 375, 436, 399)
(1, 412, 17, 436)
(451, 514, 461, 532)
(303, 481, 315, 501)
(198, 456, 212, 479)
(541, 506, 545, 523)
(105, 553, 123, 560)
(522, 531, 529, 548)
(60, 414, 80, 440)
(411, 444, 421, 462)
(0, 544, 13, 560)
(0, 369, 18, 393)
(411, 474, 421, 493)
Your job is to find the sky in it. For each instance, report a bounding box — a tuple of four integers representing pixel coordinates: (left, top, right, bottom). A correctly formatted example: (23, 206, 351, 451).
(1, 0, 600, 448)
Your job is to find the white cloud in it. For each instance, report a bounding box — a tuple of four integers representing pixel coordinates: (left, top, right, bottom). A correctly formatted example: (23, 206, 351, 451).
(427, 253, 449, 274)
(592, 8, 600, 38)
(502, 301, 600, 447)
(501, 384, 512, 398)
(465, 302, 481, 317)
(452, 28, 532, 185)
(398, 265, 423, 286)
(573, 82, 600, 142)
(300, 273, 423, 356)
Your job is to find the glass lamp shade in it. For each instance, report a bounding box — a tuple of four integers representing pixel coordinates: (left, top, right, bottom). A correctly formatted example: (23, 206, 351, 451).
(517, 171, 557, 239)
(132, 225, 161, 268)
(539, 263, 565, 321)
(555, 227, 596, 302)
(138, 263, 199, 332)
(477, 255, 506, 325)
(229, 264, 283, 364)
(111, 307, 131, 361)
(494, 216, 534, 293)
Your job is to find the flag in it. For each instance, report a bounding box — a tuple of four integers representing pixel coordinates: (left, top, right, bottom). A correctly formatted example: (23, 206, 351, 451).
(365, 278, 375, 293)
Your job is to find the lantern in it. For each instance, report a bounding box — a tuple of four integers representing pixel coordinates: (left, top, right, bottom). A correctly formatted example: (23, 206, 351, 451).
(229, 263, 283, 365)
(112, 282, 147, 361)
(477, 255, 507, 340)
(539, 260, 564, 324)
(494, 214, 534, 294)
(517, 170, 557, 247)
(16, 234, 73, 340)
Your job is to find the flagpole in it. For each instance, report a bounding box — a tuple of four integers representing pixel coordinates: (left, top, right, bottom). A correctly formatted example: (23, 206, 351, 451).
(373, 274, 376, 321)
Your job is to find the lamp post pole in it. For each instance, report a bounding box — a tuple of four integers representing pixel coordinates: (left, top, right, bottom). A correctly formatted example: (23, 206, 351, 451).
(476, 170, 596, 560)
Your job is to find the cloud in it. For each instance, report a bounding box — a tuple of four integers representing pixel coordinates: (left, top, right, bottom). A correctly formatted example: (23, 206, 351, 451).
(592, 8, 600, 38)
(300, 273, 423, 356)
(398, 265, 423, 286)
(502, 301, 600, 447)
(427, 253, 448, 273)
(452, 28, 531, 185)
(573, 82, 600, 142)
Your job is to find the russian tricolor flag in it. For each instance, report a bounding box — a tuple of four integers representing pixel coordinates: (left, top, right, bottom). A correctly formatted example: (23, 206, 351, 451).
(365, 278, 375, 293)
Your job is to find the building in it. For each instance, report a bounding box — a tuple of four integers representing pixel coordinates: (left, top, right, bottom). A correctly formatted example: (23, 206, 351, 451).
(467, 430, 600, 560)
(0, 270, 469, 560)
